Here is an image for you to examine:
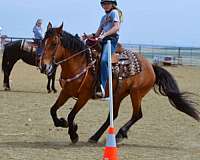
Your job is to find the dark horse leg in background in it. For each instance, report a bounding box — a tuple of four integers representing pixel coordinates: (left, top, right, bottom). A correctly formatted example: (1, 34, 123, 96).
(2, 55, 18, 90)
(47, 69, 57, 93)
(2, 40, 57, 92)
(2, 42, 19, 90)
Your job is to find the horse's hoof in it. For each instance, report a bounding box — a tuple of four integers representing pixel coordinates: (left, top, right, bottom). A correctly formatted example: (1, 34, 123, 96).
(116, 130, 128, 144)
(54, 118, 68, 128)
(4, 87, 11, 91)
(53, 89, 57, 93)
(116, 137, 124, 144)
(60, 118, 68, 128)
(47, 90, 52, 93)
(88, 138, 98, 144)
(71, 133, 79, 144)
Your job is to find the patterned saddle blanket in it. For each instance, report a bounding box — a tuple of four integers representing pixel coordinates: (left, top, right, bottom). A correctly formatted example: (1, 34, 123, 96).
(112, 49, 142, 79)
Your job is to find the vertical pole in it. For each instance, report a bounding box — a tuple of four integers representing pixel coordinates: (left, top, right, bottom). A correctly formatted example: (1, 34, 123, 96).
(107, 40, 114, 128)
(102, 40, 119, 160)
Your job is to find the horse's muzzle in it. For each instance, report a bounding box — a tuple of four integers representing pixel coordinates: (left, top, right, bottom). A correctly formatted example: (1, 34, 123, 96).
(40, 63, 57, 77)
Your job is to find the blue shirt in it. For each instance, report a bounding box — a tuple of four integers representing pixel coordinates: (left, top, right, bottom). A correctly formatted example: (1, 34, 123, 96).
(99, 9, 120, 33)
(33, 25, 43, 39)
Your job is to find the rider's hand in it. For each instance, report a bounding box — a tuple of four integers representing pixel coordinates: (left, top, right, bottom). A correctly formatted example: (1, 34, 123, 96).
(98, 34, 106, 41)
(81, 33, 95, 41)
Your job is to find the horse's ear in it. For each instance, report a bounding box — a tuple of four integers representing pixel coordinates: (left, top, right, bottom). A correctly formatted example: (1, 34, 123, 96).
(47, 22, 52, 30)
(56, 22, 63, 35)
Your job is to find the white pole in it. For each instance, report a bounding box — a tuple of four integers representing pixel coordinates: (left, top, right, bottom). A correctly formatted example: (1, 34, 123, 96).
(107, 40, 114, 128)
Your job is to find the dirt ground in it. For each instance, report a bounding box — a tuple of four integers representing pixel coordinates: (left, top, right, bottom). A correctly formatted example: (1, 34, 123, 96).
(0, 55, 200, 160)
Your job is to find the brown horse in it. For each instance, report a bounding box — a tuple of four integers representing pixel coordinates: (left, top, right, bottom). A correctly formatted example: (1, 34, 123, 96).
(40, 23, 200, 144)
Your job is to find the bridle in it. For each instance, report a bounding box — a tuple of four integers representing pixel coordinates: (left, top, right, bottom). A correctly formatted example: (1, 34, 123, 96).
(43, 34, 99, 96)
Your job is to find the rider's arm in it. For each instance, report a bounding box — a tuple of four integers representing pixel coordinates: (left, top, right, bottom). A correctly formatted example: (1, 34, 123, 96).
(95, 27, 103, 37)
(103, 21, 120, 37)
(33, 26, 43, 39)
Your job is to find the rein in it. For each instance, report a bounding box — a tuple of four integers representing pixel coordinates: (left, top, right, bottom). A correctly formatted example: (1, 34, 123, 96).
(60, 60, 96, 83)
(54, 42, 98, 66)
(52, 38, 98, 95)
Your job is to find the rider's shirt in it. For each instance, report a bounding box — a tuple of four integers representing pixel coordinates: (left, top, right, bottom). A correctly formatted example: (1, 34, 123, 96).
(99, 9, 120, 33)
(33, 26, 43, 40)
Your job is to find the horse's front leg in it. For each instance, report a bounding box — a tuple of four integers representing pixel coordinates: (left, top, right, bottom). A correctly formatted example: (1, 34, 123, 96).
(47, 76, 51, 93)
(50, 89, 69, 128)
(51, 72, 57, 93)
(67, 98, 89, 143)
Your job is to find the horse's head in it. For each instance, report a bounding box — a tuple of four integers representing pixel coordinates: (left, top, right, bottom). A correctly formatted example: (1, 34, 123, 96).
(40, 22, 63, 76)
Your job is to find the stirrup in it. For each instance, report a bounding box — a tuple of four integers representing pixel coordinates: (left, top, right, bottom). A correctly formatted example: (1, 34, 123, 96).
(95, 84, 105, 98)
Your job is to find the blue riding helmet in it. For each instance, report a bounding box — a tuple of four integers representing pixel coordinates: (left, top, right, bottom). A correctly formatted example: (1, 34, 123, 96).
(100, 0, 117, 6)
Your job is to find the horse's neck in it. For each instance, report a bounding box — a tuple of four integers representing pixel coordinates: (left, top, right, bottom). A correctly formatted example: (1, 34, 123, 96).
(60, 50, 88, 78)
(21, 51, 37, 66)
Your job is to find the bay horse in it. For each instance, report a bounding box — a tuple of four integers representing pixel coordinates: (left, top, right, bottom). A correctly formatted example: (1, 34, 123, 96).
(40, 23, 200, 144)
(2, 40, 57, 93)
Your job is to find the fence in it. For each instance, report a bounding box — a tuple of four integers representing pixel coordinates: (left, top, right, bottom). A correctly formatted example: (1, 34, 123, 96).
(1, 36, 200, 66)
(124, 43, 200, 66)
(0, 36, 35, 49)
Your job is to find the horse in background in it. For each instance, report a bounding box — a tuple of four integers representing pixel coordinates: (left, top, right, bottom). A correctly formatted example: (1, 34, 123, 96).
(2, 40, 57, 93)
(40, 23, 200, 144)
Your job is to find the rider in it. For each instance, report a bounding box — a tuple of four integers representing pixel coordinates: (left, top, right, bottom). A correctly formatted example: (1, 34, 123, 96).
(33, 19, 43, 57)
(89, 0, 123, 97)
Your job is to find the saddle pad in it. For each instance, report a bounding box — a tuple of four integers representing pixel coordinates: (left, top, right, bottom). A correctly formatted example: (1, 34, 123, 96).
(20, 40, 37, 53)
(112, 49, 142, 79)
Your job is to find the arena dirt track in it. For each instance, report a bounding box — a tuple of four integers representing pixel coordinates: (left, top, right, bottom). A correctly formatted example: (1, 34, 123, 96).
(0, 55, 200, 160)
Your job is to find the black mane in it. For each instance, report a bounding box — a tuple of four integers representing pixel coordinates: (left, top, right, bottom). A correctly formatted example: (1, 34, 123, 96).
(44, 28, 86, 53)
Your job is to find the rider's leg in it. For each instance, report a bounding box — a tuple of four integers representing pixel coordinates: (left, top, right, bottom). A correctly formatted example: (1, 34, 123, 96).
(99, 38, 118, 97)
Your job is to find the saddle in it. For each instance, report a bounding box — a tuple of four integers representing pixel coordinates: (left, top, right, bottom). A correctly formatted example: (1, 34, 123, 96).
(86, 38, 142, 80)
(20, 40, 38, 53)
(20, 40, 41, 66)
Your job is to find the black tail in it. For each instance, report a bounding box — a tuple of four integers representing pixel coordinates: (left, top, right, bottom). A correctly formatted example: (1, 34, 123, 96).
(153, 65, 200, 121)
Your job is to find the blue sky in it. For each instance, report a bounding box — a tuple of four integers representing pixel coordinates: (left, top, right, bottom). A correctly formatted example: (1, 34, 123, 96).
(0, 0, 200, 46)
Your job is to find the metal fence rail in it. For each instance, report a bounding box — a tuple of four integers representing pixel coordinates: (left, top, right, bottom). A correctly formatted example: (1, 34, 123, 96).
(124, 43, 200, 66)
(1, 37, 200, 66)
(0, 36, 36, 49)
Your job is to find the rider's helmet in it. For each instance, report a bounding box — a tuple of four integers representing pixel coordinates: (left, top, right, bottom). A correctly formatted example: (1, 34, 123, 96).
(100, 0, 117, 6)
(36, 19, 42, 26)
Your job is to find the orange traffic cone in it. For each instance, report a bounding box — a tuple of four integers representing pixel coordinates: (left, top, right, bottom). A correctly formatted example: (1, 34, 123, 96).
(103, 127, 119, 160)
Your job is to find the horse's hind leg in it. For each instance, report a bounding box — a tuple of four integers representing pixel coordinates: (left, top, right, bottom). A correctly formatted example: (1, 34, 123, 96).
(3, 61, 16, 91)
(3, 70, 10, 90)
(88, 94, 123, 143)
(116, 90, 143, 143)
(50, 89, 69, 128)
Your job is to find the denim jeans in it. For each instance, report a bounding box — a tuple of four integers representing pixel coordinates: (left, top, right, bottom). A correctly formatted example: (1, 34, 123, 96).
(34, 39, 43, 57)
(100, 34, 119, 89)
